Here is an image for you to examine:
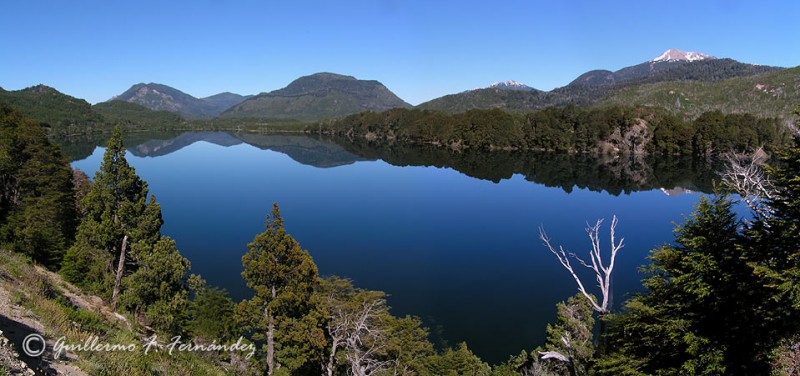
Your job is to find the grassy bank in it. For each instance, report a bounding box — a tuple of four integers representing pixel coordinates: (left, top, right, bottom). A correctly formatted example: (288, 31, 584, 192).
(0, 250, 233, 375)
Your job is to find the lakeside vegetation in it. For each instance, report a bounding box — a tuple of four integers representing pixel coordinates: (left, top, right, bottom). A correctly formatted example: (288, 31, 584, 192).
(313, 106, 792, 157)
(4, 94, 800, 374)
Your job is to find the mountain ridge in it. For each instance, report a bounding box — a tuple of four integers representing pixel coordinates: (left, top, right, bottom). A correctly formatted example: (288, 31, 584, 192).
(420, 50, 785, 114)
(2, 49, 795, 125)
(112, 83, 251, 119)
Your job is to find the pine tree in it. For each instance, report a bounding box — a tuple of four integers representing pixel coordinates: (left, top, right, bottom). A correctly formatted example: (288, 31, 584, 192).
(236, 203, 325, 375)
(743, 136, 800, 367)
(118, 236, 190, 333)
(426, 342, 492, 376)
(61, 127, 161, 308)
(600, 195, 766, 374)
(541, 294, 595, 376)
(188, 277, 237, 343)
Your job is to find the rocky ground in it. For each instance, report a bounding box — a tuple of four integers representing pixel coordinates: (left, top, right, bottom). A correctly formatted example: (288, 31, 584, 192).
(0, 259, 93, 375)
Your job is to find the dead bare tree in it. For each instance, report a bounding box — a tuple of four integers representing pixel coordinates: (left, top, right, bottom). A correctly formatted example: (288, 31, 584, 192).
(321, 279, 390, 376)
(721, 147, 776, 220)
(539, 216, 624, 315)
(344, 299, 390, 376)
(538, 216, 624, 370)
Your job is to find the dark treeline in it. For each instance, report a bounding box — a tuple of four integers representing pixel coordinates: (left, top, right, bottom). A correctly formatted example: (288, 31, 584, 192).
(314, 106, 790, 157)
(4, 102, 800, 375)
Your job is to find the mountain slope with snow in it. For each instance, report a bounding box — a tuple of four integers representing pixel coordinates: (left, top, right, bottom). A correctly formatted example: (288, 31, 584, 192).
(488, 80, 535, 91)
(652, 48, 715, 63)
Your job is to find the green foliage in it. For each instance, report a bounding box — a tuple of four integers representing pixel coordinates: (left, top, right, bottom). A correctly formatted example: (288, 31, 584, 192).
(542, 294, 596, 375)
(599, 66, 800, 119)
(426, 342, 492, 376)
(236, 203, 326, 374)
(119, 236, 191, 333)
(418, 59, 781, 114)
(383, 315, 435, 375)
(92, 100, 183, 129)
(318, 106, 788, 155)
(0, 85, 188, 135)
(62, 127, 157, 294)
(0, 85, 105, 133)
(0, 249, 229, 375)
(742, 137, 800, 359)
(60, 245, 115, 297)
(416, 87, 562, 114)
(74, 126, 152, 250)
(0, 105, 77, 267)
(189, 281, 237, 343)
(59, 127, 193, 338)
(602, 195, 773, 374)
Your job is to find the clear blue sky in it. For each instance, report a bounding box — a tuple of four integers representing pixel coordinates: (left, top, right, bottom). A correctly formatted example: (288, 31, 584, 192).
(2, 0, 798, 105)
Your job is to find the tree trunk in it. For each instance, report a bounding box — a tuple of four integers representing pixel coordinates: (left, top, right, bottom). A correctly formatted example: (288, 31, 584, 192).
(111, 235, 128, 311)
(266, 285, 276, 376)
(567, 359, 578, 376)
(597, 313, 608, 355)
(326, 338, 338, 376)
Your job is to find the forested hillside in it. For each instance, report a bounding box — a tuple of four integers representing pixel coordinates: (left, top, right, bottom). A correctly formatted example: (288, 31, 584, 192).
(315, 106, 791, 157)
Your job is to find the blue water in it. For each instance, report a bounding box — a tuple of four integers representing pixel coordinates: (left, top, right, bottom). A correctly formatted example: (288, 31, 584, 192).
(70, 135, 714, 364)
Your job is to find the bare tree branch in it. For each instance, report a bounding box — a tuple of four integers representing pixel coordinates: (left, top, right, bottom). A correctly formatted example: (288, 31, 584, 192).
(538, 351, 570, 363)
(721, 147, 776, 220)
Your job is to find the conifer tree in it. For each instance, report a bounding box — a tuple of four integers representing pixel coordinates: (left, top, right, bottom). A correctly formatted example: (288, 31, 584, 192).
(236, 203, 325, 375)
(599, 195, 764, 374)
(426, 342, 492, 376)
(742, 136, 800, 366)
(540, 294, 595, 376)
(61, 127, 161, 309)
(119, 236, 191, 333)
(188, 276, 237, 343)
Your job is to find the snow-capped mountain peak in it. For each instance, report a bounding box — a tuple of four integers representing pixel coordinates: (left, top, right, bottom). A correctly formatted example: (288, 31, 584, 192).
(487, 80, 534, 91)
(651, 48, 715, 63)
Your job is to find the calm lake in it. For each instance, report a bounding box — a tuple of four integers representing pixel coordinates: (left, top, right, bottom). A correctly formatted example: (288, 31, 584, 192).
(62, 131, 728, 364)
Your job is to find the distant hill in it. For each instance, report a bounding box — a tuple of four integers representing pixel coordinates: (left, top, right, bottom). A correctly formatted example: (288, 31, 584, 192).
(92, 101, 184, 128)
(201, 92, 253, 113)
(555, 56, 782, 106)
(0, 85, 189, 134)
(112, 83, 250, 118)
(598, 66, 800, 119)
(221, 73, 411, 120)
(0, 85, 104, 128)
(416, 87, 568, 113)
(419, 49, 784, 114)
